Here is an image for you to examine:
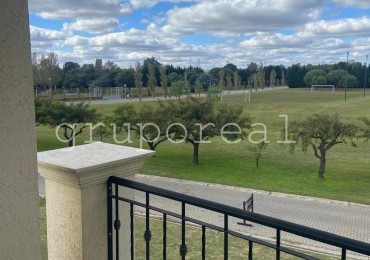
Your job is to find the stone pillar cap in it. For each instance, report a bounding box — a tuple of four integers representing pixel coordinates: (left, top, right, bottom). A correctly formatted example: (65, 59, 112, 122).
(38, 142, 155, 188)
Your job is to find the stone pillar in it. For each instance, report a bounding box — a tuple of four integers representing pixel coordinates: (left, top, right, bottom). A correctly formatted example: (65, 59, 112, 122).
(38, 142, 155, 260)
(0, 1, 41, 259)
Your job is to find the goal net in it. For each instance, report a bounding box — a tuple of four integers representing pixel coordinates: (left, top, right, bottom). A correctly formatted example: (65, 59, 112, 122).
(311, 85, 335, 93)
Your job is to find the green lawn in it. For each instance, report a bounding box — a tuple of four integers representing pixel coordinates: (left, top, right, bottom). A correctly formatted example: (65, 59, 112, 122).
(37, 88, 370, 204)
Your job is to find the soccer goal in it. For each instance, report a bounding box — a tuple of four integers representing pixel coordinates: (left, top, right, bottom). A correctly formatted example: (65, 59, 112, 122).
(311, 85, 335, 93)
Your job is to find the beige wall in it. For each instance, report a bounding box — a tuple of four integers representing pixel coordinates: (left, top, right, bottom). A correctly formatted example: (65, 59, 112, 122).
(0, 0, 41, 259)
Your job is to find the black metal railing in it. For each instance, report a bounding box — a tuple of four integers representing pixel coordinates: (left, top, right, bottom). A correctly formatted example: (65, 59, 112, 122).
(107, 176, 370, 260)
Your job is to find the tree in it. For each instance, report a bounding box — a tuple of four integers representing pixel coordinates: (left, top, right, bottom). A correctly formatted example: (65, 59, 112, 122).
(281, 68, 286, 86)
(169, 80, 186, 99)
(233, 71, 240, 90)
(35, 101, 100, 147)
(103, 61, 121, 88)
(194, 78, 203, 97)
(303, 69, 327, 87)
(148, 63, 157, 99)
(257, 63, 265, 90)
(62, 62, 80, 75)
(92, 116, 113, 142)
(160, 66, 169, 99)
(199, 73, 211, 92)
(135, 62, 143, 102)
(327, 69, 347, 87)
(113, 103, 171, 150)
(286, 64, 307, 88)
(207, 86, 222, 101)
(218, 69, 225, 90)
(78, 64, 96, 88)
(168, 72, 182, 86)
(184, 70, 190, 94)
(339, 74, 358, 88)
(247, 62, 258, 77)
(32, 52, 62, 89)
(286, 114, 358, 179)
(115, 68, 135, 89)
(169, 98, 251, 165)
(247, 141, 268, 167)
(91, 73, 112, 88)
(226, 75, 232, 92)
(35, 98, 54, 126)
(270, 69, 276, 88)
(142, 57, 161, 88)
(44, 52, 62, 89)
(32, 53, 42, 89)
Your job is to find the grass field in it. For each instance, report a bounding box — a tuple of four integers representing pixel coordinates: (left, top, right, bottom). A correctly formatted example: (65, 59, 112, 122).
(37, 88, 370, 204)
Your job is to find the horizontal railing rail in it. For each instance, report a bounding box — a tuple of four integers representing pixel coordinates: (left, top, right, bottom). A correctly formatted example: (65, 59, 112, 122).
(107, 176, 370, 260)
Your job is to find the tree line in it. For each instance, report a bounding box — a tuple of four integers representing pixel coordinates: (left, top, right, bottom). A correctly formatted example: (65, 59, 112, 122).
(32, 54, 288, 95)
(286, 62, 370, 88)
(33, 53, 370, 95)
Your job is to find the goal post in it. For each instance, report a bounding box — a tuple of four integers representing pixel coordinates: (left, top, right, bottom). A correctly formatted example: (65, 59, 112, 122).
(311, 85, 335, 93)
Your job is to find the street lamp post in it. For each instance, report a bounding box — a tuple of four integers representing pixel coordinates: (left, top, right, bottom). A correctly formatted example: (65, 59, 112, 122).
(364, 55, 368, 98)
(345, 52, 349, 102)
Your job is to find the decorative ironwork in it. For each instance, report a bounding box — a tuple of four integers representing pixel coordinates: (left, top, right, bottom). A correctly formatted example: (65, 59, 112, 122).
(144, 230, 152, 242)
(114, 220, 121, 231)
(179, 244, 187, 257)
(107, 176, 370, 260)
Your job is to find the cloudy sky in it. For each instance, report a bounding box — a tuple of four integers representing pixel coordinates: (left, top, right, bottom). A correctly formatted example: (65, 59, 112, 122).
(29, 0, 370, 69)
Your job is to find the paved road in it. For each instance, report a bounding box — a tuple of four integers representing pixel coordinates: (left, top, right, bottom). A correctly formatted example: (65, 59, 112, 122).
(38, 173, 370, 258)
(80, 86, 289, 105)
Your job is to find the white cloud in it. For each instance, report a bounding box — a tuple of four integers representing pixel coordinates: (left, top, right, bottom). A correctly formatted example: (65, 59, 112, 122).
(332, 0, 370, 9)
(28, 0, 370, 68)
(29, 0, 131, 34)
(240, 33, 309, 48)
(29, 0, 131, 19)
(298, 16, 370, 38)
(30, 26, 69, 51)
(63, 18, 119, 34)
(30, 26, 66, 41)
(240, 16, 370, 50)
(129, 0, 198, 9)
(162, 0, 323, 36)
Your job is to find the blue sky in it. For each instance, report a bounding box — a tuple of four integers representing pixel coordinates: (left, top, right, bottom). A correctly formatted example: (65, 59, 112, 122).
(28, 0, 370, 68)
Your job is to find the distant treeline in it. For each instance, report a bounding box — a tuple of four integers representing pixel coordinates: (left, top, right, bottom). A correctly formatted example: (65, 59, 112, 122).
(32, 52, 370, 91)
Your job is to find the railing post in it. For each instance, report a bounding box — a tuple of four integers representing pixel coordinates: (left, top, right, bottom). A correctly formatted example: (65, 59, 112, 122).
(276, 229, 281, 260)
(248, 240, 253, 260)
(114, 184, 121, 260)
(180, 202, 187, 260)
(202, 226, 206, 260)
(144, 192, 151, 260)
(224, 215, 229, 260)
(163, 213, 167, 260)
(107, 181, 113, 260)
(130, 203, 134, 260)
(38, 142, 155, 260)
